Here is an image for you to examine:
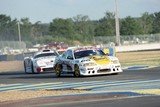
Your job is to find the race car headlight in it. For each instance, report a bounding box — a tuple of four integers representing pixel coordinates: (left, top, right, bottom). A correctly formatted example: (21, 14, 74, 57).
(81, 59, 91, 62)
(82, 62, 97, 67)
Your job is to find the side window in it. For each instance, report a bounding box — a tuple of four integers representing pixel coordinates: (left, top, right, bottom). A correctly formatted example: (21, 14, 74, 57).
(66, 50, 73, 60)
(96, 50, 105, 55)
(61, 52, 67, 59)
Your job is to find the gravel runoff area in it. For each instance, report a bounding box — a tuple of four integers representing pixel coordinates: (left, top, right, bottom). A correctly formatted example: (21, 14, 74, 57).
(0, 89, 87, 102)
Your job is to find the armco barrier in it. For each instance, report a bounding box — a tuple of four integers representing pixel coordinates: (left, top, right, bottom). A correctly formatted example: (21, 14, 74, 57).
(0, 55, 7, 61)
(0, 54, 24, 61)
(0, 52, 35, 61)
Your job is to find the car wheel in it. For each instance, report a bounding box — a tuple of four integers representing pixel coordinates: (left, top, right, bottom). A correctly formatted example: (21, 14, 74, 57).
(74, 65, 80, 77)
(24, 60, 34, 74)
(31, 62, 35, 74)
(55, 64, 62, 77)
(24, 61, 28, 74)
(112, 73, 118, 75)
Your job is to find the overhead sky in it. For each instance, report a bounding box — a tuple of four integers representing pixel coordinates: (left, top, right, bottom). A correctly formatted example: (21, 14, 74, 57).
(0, 0, 160, 23)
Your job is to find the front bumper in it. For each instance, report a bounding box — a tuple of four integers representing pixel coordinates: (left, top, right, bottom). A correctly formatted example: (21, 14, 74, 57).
(79, 64, 122, 76)
(34, 65, 54, 73)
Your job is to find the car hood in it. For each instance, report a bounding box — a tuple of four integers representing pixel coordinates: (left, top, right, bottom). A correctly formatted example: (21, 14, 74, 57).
(35, 56, 56, 62)
(90, 55, 110, 65)
(79, 55, 111, 65)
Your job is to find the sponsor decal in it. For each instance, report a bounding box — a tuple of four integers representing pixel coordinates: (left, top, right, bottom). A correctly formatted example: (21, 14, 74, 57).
(91, 55, 110, 65)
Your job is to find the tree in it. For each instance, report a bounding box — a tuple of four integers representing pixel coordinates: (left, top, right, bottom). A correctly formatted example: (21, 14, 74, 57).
(31, 21, 42, 37)
(140, 12, 153, 34)
(49, 18, 74, 39)
(31, 21, 43, 43)
(94, 12, 115, 36)
(0, 14, 18, 41)
(120, 16, 143, 35)
(152, 12, 160, 33)
(73, 15, 95, 41)
(20, 18, 32, 41)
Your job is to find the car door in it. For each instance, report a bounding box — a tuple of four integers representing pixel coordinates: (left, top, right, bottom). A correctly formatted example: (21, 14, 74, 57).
(61, 50, 74, 72)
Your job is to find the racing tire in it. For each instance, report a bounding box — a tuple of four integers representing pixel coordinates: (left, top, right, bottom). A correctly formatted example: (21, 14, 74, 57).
(112, 73, 119, 75)
(55, 64, 62, 77)
(24, 61, 28, 74)
(24, 60, 34, 74)
(31, 62, 35, 74)
(74, 65, 81, 77)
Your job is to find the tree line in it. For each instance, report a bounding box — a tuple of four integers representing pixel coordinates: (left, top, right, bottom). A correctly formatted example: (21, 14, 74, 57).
(0, 11, 160, 47)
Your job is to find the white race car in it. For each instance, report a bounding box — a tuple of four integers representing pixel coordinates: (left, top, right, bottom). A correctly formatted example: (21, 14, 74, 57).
(24, 49, 59, 74)
(54, 47, 122, 77)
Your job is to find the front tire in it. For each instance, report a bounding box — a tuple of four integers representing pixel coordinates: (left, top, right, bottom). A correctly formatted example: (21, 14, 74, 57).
(24, 60, 34, 74)
(55, 64, 62, 77)
(74, 65, 81, 77)
(24, 61, 28, 74)
(31, 63, 35, 74)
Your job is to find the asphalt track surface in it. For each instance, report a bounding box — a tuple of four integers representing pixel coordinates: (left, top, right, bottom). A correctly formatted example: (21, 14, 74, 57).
(0, 67, 160, 107)
(0, 67, 160, 84)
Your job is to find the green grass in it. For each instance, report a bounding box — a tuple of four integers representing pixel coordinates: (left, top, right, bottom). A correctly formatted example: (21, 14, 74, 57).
(116, 50, 160, 67)
(121, 58, 160, 66)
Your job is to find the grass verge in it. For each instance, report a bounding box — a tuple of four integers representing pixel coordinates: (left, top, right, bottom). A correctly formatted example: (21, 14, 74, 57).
(117, 50, 160, 67)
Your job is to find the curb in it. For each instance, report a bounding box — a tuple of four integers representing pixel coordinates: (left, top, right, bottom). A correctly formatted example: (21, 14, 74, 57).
(122, 65, 157, 70)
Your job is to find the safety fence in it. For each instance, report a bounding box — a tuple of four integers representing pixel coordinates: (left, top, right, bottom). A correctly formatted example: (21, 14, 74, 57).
(94, 34, 160, 45)
(0, 34, 160, 61)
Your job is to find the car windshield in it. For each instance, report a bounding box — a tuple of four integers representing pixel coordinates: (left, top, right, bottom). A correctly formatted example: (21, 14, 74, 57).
(34, 53, 57, 59)
(74, 49, 105, 59)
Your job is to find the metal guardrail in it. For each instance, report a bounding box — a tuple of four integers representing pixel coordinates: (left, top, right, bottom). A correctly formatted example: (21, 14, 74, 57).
(0, 52, 35, 61)
(0, 54, 23, 61)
